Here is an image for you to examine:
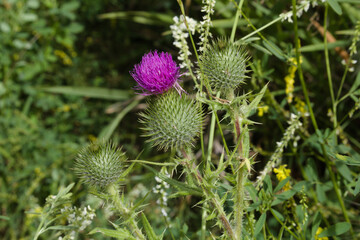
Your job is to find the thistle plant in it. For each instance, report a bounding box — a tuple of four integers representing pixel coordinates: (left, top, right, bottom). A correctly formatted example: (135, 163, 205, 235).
(74, 141, 147, 240)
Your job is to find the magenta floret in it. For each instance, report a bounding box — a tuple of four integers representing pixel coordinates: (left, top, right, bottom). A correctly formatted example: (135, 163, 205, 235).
(130, 51, 185, 95)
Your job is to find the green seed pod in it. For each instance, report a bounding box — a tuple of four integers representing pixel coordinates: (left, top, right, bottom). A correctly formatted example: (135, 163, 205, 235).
(74, 141, 127, 188)
(140, 90, 203, 151)
(200, 38, 249, 94)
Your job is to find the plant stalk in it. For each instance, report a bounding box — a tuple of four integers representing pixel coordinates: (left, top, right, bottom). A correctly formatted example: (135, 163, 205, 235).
(180, 149, 236, 239)
(107, 183, 146, 240)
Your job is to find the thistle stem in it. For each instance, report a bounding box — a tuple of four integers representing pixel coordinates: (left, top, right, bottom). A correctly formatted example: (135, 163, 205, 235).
(235, 167, 246, 238)
(107, 183, 146, 240)
(180, 149, 236, 239)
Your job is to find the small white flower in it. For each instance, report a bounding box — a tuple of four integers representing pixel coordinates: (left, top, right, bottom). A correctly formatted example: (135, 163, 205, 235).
(161, 208, 168, 217)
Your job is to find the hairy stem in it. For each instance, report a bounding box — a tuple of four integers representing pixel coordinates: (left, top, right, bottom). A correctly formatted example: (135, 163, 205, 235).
(107, 183, 146, 240)
(180, 149, 236, 239)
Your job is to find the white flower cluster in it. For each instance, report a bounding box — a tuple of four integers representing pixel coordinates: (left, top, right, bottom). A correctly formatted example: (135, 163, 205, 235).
(198, 0, 216, 52)
(152, 170, 170, 219)
(58, 205, 96, 240)
(256, 114, 302, 189)
(280, 0, 320, 23)
(170, 15, 198, 70)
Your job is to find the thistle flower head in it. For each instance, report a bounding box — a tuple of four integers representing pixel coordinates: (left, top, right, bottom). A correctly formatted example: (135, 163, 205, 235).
(140, 90, 203, 151)
(200, 38, 249, 94)
(74, 141, 127, 188)
(130, 50, 185, 95)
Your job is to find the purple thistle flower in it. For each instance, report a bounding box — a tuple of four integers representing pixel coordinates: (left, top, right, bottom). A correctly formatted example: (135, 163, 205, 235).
(130, 50, 185, 96)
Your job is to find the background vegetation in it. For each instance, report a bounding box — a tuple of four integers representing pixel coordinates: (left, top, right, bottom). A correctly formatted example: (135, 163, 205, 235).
(1, 0, 359, 239)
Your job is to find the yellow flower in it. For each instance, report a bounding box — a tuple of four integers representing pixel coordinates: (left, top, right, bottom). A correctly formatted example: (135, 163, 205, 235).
(258, 105, 269, 117)
(295, 97, 307, 116)
(315, 227, 329, 240)
(54, 50, 73, 66)
(273, 164, 291, 190)
(284, 57, 302, 103)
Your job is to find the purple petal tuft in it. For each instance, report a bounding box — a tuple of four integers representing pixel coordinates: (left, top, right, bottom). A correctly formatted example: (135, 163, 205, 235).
(130, 51, 184, 95)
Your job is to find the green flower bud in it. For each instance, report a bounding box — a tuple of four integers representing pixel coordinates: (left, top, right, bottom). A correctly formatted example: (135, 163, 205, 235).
(140, 90, 203, 151)
(74, 141, 127, 188)
(200, 38, 249, 94)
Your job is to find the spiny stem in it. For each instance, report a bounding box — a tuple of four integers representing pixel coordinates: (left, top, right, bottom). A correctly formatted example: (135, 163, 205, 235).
(235, 167, 246, 238)
(180, 149, 236, 239)
(107, 184, 146, 240)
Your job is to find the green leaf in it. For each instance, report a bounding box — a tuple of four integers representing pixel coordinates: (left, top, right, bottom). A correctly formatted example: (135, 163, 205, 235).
(141, 213, 159, 240)
(316, 184, 327, 203)
(67, 22, 84, 33)
(263, 40, 285, 60)
(41, 86, 131, 100)
(349, 71, 360, 94)
(56, 183, 75, 199)
(271, 190, 296, 206)
(263, 175, 273, 194)
(245, 84, 267, 117)
(311, 212, 322, 239)
(271, 208, 284, 222)
(299, 41, 348, 52)
(327, 0, 342, 15)
(61, 1, 80, 12)
(354, 177, 360, 196)
(246, 185, 258, 202)
(0, 215, 10, 221)
(99, 11, 173, 25)
(89, 227, 136, 239)
(47, 225, 77, 231)
(254, 213, 267, 235)
(335, 161, 352, 182)
(250, 43, 273, 55)
(274, 177, 290, 193)
(318, 222, 350, 237)
(142, 164, 203, 196)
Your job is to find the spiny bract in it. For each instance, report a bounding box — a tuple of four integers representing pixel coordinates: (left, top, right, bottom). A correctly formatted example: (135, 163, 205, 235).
(200, 38, 249, 94)
(74, 141, 127, 188)
(140, 90, 203, 151)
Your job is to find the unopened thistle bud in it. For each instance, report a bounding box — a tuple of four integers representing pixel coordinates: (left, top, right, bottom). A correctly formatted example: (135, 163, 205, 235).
(200, 39, 249, 94)
(140, 90, 203, 151)
(74, 141, 127, 188)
